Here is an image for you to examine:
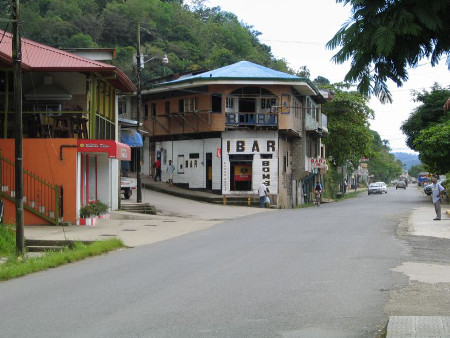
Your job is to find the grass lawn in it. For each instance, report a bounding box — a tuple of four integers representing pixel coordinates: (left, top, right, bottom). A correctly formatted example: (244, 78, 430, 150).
(0, 224, 125, 281)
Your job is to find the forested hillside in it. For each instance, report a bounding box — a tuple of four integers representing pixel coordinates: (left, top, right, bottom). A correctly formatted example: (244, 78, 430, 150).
(0, 0, 292, 85)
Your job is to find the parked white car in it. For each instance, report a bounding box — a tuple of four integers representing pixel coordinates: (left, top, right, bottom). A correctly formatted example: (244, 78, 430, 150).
(368, 183, 384, 195)
(375, 182, 388, 193)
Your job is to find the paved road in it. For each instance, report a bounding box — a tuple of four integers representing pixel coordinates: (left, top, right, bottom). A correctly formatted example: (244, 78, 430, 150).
(1, 185, 448, 337)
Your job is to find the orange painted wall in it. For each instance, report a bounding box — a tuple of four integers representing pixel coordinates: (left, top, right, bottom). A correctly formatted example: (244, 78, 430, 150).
(0, 139, 77, 225)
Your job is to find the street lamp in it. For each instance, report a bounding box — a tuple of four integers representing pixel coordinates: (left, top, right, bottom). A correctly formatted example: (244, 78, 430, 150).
(134, 53, 169, 67)
(135, 23, 168, 203)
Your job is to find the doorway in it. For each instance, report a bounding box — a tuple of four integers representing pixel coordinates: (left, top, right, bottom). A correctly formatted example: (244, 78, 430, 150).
(238, 98, 256, 124)
(229, 154, 253, 191)
(206, 153, 212, 191)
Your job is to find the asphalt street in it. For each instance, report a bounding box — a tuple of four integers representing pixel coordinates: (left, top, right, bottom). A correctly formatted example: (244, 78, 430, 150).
(2, 184, 450, 337)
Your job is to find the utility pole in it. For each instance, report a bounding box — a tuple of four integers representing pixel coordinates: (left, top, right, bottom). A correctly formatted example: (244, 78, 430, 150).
(135, 22, 142, 203)
(12, 0, 24, 255)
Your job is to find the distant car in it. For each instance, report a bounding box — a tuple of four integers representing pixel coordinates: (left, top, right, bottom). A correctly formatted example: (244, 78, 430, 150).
(368, 183, 384, 195)
(375, 182, 388, 193)
(424, 183, 433, 195)
(395, 180, 407, 189)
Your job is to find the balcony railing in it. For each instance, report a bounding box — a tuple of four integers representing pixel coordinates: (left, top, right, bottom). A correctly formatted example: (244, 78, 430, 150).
(305, 114, 319, 131)
(0, 152, 62, 225)
(225, 112, 278, 127)
(0, 111, 88, 139)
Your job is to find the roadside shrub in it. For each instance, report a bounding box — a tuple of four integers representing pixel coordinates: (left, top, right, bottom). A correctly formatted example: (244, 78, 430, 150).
(323, 165, 342, 199)
(79, 200, 109, 218)
(0, 224, 16, 256)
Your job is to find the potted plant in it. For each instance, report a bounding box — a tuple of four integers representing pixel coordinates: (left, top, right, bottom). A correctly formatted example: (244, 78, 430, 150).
(77, 200, 109, 226)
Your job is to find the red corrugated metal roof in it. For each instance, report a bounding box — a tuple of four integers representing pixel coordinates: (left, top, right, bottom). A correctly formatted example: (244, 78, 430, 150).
(0, 30, 135, 92)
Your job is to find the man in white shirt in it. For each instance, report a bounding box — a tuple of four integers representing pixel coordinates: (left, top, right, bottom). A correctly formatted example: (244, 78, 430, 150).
(258, 181, 267, 208)
(167, 160, 175, 186)
(431, 177, 446, 220)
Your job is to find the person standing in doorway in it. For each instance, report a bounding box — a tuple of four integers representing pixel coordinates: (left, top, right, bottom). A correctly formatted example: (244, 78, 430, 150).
(167, 160, 175, 186)
(154, 158, 161, 182)
(431, 176, 446, 220)
(258, 181, 267, 208)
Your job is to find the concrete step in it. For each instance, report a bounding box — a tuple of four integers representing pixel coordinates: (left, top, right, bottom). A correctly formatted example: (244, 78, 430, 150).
(121, 203, 156, 214)
(25, 239, 94, 252)
(27, 245, 66, 252)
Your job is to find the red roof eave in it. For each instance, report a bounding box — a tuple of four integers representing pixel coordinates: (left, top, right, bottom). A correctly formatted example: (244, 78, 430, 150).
(0, 30, 136, 93)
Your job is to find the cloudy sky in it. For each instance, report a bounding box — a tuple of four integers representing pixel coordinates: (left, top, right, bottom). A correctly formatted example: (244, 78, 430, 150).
(197, 0, 449, 153)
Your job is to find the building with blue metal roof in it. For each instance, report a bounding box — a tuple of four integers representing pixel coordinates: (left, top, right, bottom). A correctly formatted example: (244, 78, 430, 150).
(141, 61, 330, 207)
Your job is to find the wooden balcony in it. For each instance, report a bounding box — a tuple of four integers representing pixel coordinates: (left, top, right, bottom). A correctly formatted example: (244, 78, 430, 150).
(0, 111, 88, 139)
(225, 112, 278, 128)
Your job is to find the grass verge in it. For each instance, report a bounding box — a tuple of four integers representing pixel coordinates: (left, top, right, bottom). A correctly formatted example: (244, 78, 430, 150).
(337, 189, 366, 201)
(0, 236, 124, 281)
(0, 224, 16, 256)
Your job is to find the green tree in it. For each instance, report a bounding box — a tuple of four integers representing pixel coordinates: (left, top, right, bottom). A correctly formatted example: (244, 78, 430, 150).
(63, 33, 97, 48)
(17, 0, 292, 84)
(314, 76, 330, 86)
(401, 83, 450, 150)
(321, 84, 374, 170)
(367, 130, 403, 182)
(409, 163, 425, 178)
(327, 0, 450, 103)
(294, 66, 310, 79)
(413, 121, 450, 173)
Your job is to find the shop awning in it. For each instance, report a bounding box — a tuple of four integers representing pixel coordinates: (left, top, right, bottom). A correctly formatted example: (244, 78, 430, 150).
(121, 129, 143, 147)
(77, 139, 131, 161)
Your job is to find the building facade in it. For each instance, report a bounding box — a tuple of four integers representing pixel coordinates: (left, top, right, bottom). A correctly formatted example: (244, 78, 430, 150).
(0, 30, 135, 225)
(140, 61, 329, 208)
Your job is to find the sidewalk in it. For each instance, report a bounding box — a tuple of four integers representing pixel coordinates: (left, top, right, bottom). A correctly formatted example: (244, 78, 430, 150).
(387, 202, 450, 337)
(24, 175, 271, 247)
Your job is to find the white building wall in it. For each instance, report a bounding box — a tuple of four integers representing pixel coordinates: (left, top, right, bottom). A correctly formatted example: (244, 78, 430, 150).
(96, 155, 110, 208)
(204, 139, 222, 191)
(156, 138, 221, 189)
(222, 130, 279, 196)
(110, 158, 119, 210)
(76, 153, 81, 218)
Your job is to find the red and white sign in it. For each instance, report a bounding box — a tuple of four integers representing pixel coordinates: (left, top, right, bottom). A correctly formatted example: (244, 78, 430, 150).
(77, 140, 131, 161)
(216, 148, 222, 158)
(310, 158, 327, 169)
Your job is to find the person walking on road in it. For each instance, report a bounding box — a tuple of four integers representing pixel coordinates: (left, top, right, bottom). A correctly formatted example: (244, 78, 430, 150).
(431, 176, 446, 220)
(154, 159, 161, 182)
(167, 160, 175, 186)
(258, 181, 268, 208)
